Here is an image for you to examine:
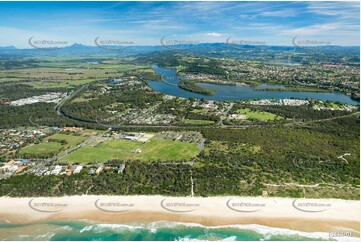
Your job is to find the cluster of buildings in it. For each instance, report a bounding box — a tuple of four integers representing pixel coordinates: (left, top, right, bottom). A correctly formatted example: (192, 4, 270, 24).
(97, 80, 236, 126)
(191, 100, 233, 117)
(116, 107, 176, 125)
(51, 165, 83, 176)
(0, 129, 47, 154)
(32, 167, 49, 176)
(9, 93, 65, 106)
(31, 165, 83, 176)
(97, 85, 177, 125)
(249, 99, 310, 106)
(104, 132, 154, 143)
(228, 61, 359, 92)
(178, 59, 359, 99)
(59, 127, 83, 133)
(193, 100, 218, 110)
(87, 164, 126, 175)
(1, 160, 128, 179)
(183, 73, 235, 86)
(279, 99, 310, 106)
(0, 160, 86, 179)
(51, 165, 63, 175)
(107, 78, 142, 86)
(0, 160, 30, 179)
(158, 131, 203, 143)
(100, 108, 176, 125)
(132, 113, 176, 125)
(117, 132, 145, 141)
(27, 163, 126, 178)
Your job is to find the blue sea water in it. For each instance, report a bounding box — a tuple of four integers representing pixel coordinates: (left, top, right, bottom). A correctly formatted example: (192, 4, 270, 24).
(0, 220, 342, 241)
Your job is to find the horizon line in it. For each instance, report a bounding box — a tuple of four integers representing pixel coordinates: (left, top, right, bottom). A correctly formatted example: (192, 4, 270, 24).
(1, 42, 360, 50)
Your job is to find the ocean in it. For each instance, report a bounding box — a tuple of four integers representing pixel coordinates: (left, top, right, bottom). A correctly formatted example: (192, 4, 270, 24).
(0, 220, 350, 241)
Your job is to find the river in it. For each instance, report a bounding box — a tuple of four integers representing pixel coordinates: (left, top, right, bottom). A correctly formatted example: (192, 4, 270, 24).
(148, 65, 359, 105)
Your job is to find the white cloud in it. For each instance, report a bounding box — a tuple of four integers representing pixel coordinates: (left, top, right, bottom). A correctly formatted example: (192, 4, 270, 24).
(0, 2, 359, 48)
(307, 1, 359, 20)
(260, 9, 298, 17)
(206, 32, 222, 37)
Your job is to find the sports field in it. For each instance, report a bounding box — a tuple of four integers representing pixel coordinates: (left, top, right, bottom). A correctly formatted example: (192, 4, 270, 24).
(44, 133, 87, 147)
(236, 108, 282, 121)
(19, 142, 63, 155)
(61, 138, 200, 163)
(183, 119, 215, 125)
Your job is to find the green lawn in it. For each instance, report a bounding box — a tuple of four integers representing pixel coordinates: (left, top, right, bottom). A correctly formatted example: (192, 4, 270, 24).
(190, 109, 204, 113)
(328, 102, 342, 109)
(20, 133, 87, 156)
(20, 142, 63, 155)
(27, 79, 94, 89)
(91, 64, 147, 70)
(44, 133, 87, 148)
(61, 138, 200, 163)
(37, 62, 79, 68)
(183, 119, 215, 125)
(236, 108, 282, 121)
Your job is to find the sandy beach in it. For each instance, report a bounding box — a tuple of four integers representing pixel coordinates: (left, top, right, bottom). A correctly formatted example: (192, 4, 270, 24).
(0, 195, 359, 235)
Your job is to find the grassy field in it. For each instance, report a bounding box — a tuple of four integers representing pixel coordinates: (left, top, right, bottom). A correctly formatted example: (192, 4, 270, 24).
(20, 142, 63, 155)
(61, 138, 200, 163)
(236, 108, 282, 121)
(18, 130, 101, 158)
(92, 64, 147, 70)
(44, 133, 87, 147)
(27, 79, 94, 88)
(1, 62, 148, 89)
(183, 119, 215, 125)
(314, 102, 342, 110)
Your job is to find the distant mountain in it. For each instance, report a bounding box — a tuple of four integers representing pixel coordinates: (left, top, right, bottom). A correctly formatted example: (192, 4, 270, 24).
(0, 43, 359, 57)
(0, 46, 17, 50)
(0, 43, 163, 56)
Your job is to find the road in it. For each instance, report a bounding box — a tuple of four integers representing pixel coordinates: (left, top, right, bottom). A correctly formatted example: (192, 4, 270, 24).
(55, 83, 359, 130)
(287, 111, 359, 127)
(50, 128, 110, 162)
(54, 84, 89, 116)
(219, 102, 234, 126)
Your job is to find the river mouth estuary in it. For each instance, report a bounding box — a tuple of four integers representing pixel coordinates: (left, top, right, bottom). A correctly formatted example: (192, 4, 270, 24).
(148, 65, 359, 105)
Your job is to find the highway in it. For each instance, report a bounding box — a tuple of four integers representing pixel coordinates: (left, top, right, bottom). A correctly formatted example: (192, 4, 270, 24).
(54, 83, 359, 131)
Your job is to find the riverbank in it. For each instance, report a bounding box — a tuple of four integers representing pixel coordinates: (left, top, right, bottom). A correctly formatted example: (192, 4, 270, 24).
(178, 79, 215, 95)
(256, 87, 331, 93)
(0, 195, 359, 236)
(150, 65, 359, 104)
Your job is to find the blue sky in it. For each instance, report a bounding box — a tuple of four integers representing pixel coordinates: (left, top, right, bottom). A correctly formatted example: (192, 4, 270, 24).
(0, 1, 359, 48)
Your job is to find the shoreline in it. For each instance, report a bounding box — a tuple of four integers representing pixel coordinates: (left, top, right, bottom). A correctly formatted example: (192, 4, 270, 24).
(0, 195, 359, 236)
